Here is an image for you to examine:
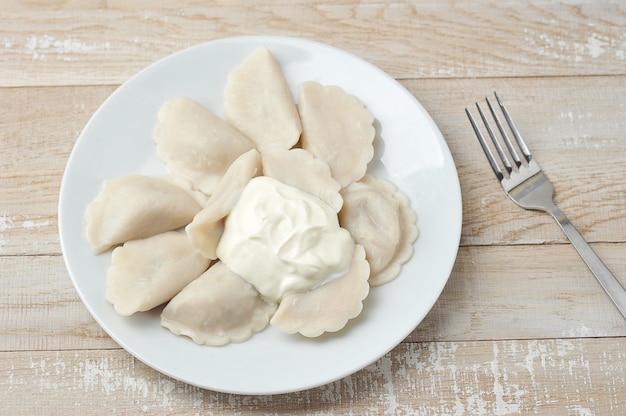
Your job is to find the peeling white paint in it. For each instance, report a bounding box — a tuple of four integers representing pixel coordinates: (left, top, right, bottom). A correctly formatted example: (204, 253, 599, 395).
(24, 34, 111, 61)
(22, 219, 50, 229)
(379, 355, 398, 415)
(585, 33, 607, 58)
(0, 213, 14, 251)
(437, 67, 455, 76)
(6, 341, 626, 414)
(523, 27, 625, 63)
(0, 213, 14, 232)
(559, 111, 574, 122)
(568, 404, 595, 416)
(490, 342, 525, 415)
(560, 323, 595, 338)
(521, 340, 540, 382)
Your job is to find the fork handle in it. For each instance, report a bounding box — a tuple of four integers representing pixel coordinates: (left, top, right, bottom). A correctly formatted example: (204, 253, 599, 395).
(549, 205, 626, 320)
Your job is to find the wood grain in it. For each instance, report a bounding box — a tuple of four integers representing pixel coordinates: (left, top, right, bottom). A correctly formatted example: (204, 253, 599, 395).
(3, 0, 626, 413)
(1, 76, 624, 255)
(1, 1, 625, 87)
(411, 76, 626, 247)
(0, 255, 116, 352)
(0, 85, 114, 256)
(414, 243, 626, 343)
(3, 339, 626, 415)
(3, 244, 625, 353)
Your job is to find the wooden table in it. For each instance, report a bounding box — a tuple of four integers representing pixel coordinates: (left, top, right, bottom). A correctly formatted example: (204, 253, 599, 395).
(2, 1, 625, 414)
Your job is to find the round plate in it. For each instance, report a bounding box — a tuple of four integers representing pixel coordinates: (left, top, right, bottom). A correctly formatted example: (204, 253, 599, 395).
(58, 36, 462, 395)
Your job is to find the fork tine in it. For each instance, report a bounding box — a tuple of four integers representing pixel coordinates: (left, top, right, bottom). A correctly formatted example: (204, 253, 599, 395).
(486, 95, 522, 169)
(465, 107, 504, 181)
(475, 101, 513, 174)
(494, 92, 532, 163)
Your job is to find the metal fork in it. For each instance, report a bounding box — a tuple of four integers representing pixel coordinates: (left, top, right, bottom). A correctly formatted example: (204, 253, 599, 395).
(466, 92, 626, 320)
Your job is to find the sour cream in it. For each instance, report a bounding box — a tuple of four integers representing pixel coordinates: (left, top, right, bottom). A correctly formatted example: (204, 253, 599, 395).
(216, 176, 354, 301)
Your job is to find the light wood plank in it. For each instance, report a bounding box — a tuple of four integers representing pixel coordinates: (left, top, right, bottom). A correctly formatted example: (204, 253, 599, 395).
(410, 76, 626, 247)
(3, 338, 626, 415)
(3, 245, 624, 353)
(2, 76, 625, 256)
(0, 85, 115, 256)
(2, 0, 625, 87)
(412, 243, 626, 342)
(0, 255, 116, 351)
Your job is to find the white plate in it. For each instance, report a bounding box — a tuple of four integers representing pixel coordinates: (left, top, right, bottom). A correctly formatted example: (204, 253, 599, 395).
(58, 36, 462, 395)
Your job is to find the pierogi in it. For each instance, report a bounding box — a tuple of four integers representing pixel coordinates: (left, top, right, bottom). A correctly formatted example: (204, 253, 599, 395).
(340, 175, 418, 286)
(186, 148, 262, 259)
(154, 96, 255, 195)
(85, 174, 202, 253)
(224, 46, 302, 152)
(298, 81, 375, 188)
(161, 261, 277, 346)
(262, 147, 343, 213)
(270, 244, 370, 337)
(106, 231, 210, 316)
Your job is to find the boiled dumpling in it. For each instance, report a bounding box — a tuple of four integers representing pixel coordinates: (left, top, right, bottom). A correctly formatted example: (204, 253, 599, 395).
(298, 81, 375, 188)
(262, 147, 343, 212)
(161, 261, 277, 346)
(154, 96, 255, 195)
(106, 231, 211, 316)
(224, 46, 302, 152)
(85, 174, 202, 253)
(339, 175, 418, 286)
(186, 149, 262, 259)
(270, 244, 369, 337)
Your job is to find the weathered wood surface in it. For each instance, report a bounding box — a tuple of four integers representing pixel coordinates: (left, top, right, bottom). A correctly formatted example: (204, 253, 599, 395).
(2, 1, 626, 86)
(2, 0, 625, 414)
(4, 339, 626, 415)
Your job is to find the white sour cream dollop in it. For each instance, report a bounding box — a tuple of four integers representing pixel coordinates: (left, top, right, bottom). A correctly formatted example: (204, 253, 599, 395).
(216, 176, 354, 301)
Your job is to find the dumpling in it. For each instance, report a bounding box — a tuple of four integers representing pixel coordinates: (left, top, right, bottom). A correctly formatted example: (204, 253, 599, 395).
(106, 231, 211, 316)
(85, 174, 202, 253)
(154, 96, 255, 195)
(339, 175, 418, 286)
(223, 46, 302, 151)
(186, 149, 262, 259)
(298, 81, 375, 188)
(262, 147, 343, 212)
(161, 261, 277, 346)
(270, 244, 370, 337)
